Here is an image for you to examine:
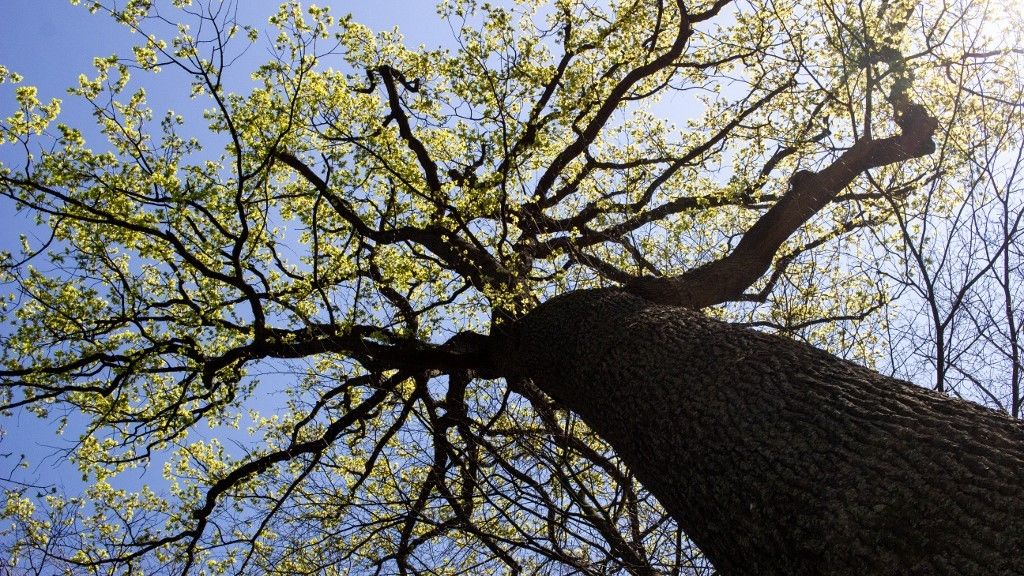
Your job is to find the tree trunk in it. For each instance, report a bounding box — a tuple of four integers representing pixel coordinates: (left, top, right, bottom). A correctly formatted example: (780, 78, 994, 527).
(497, 288, 1024, 575)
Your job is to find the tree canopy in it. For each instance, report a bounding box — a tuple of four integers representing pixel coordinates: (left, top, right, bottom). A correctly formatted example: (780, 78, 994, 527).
(1, 0, 1022, 574)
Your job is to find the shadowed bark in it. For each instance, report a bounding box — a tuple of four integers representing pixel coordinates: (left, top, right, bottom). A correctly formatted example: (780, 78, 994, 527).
(498, 288, 1024, 575)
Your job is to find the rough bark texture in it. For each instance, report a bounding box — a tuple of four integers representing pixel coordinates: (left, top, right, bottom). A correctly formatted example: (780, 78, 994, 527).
(499, 288, 1024, 575)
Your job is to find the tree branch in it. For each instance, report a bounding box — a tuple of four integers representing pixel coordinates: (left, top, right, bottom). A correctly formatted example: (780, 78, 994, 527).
(626, 104, 938, 308)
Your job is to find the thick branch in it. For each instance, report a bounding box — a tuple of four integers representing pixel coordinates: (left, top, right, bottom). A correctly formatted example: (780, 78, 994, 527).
(376, 66, 443, 195)
(626, 104, 938, 308)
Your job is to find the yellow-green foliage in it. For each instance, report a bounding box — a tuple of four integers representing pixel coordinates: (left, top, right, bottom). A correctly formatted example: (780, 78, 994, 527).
(1, 0, 1021, 573)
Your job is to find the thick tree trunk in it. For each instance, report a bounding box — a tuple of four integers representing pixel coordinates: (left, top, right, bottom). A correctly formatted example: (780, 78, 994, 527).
(498, 288, 1024, 575)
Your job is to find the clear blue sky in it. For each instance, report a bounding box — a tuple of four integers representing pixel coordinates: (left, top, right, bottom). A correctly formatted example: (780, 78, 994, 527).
(0, 1, 449, 89)
(0, 0, 456, 498)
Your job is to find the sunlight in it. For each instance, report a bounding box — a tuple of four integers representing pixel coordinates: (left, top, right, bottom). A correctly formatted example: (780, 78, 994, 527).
(978, 0, 1023, 48)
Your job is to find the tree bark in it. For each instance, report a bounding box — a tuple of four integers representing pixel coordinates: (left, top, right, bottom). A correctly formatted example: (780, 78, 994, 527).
(497, 288, 1024, 575)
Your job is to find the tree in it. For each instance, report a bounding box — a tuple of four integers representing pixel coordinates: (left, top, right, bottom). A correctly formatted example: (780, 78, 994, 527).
(1, 0, 1023, 573)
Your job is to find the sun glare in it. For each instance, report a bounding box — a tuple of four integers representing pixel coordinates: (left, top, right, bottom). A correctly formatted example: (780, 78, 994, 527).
(978, 0, 1024, 48)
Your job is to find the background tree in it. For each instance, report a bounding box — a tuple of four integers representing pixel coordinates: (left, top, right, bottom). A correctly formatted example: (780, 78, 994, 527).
(1, 0, 1022, 574)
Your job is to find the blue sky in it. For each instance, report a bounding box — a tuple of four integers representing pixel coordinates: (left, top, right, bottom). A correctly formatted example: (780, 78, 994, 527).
(0, 0, 458, 502)
(0, 0, 455, 247)
(1, 1, 449, 85)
